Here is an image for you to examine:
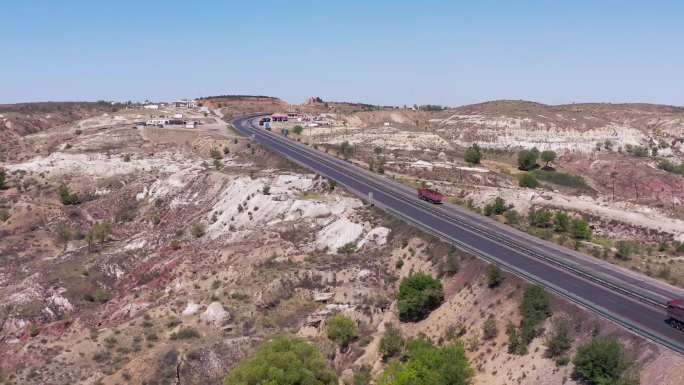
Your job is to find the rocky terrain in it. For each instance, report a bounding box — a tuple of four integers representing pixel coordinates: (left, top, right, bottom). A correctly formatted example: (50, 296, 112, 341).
(1, 99, 684, 385)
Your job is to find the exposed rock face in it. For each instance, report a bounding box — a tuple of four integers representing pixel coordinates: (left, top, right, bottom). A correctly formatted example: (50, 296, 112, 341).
(200, 302, 230, 326)
(182, 302, 201, 316)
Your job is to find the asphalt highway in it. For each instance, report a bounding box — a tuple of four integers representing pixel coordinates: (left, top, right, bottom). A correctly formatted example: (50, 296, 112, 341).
(231, 115, 684, 354)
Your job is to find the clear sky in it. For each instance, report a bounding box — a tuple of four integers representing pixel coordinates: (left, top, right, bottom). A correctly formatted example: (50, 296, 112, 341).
(2, 0, 683, 106)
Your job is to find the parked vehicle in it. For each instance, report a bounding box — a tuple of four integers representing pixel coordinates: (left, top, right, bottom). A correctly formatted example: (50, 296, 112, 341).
(259, 117, 271, 126)
(417, 187, 443, 204)
(667, 299, 684, 330)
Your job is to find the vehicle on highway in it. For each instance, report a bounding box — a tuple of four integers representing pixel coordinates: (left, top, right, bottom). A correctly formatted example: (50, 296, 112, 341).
(258, 117, 271, 126)
(417, 187, 444, 204)
(667, 299, 684, 330)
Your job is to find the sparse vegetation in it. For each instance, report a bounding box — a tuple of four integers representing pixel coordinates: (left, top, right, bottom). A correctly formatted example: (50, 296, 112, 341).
(379, 324, 404, 361)
(616, 240, 633, 260)
(545, 318, 572, 362)
(532, 170, 589, 189)
(326, 315, 359, 349)
(509, 285, 551, 354)
(86, 221, 112, 248)
(223, 336, 337, 385)
(340, 141, 355, 160)
(0, 169, 6, 189)
(518, 173, 539, 188)
(397, 273, 444, 322)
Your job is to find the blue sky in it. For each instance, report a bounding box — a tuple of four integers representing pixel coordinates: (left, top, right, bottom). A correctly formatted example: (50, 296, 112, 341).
(2, 0, 683, 106)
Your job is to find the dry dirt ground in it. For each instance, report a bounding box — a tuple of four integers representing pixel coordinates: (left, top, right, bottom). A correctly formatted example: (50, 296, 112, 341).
(1, 101, 683, 385)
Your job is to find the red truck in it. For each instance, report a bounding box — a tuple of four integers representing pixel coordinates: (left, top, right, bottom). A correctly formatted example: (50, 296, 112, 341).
(417, 187, 444, 204)
(667, 299, 684, 330)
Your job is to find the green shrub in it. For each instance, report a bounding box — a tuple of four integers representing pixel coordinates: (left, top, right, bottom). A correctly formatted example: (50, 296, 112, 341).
(529, 207, 552, 228)
(517, 148, 539, 171)
(571, 218, 592, 240)
(397, 273, 444, 322)
(518, 173, 539, 188)
(0, 209, 9, 222)
(519, 285, 551, 348)
(540, 150, 557, 168)
(293, 125, 304, 135)
(504, 209, 520, 225)
(487, 265, 505, 288)
(223, 336, 337, 385)
(57, 184, 80, 205)
(0, 169, 5, 189)
(553, 212, 570, 232)
(545, 319, 572, 358)
(379, 324, 404, 361)
(484, 197, 506, 216)
(482, 318, 498, 340)
(170, 327, 200, 340)
(573, 338, 637, 385)
(464, 144, 482, 164)
(326, 315, 358, 348)
(378, 339, 473, 385)
(531, 170, 589, 189)
(615, 241, 633, 260)
(353, 366, 372, 385)
(506, 321, 526, 355)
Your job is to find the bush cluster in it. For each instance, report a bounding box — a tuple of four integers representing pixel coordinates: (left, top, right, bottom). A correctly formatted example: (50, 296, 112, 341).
(397, 273, 444, 322)
(223, 336, 337, 385)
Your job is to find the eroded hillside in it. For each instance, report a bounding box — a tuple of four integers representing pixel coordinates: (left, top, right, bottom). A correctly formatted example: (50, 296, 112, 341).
(1, 101, 683, 385)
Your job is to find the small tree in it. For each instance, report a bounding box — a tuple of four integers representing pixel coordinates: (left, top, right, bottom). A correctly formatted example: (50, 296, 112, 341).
(0, 169, 6, 189)
(487, 265, 505, 288)
(397, 273, 444, 322)
(374, 146, 383, 156)
(504, 209, 520, 225)
(293, 125, 304, 135)
(262, 185, 271, 195)
(573, 338, 636, 385)
(326, 315, 359, 349)
(517, 149, 539, 171)
(571, 218, 592, 240)
(464, 144, 482, 164)
(518, 173, 539, 188)
(553, 212, 570, 233)
(540, 150, 557, 169)
(378, 324, 404, 361)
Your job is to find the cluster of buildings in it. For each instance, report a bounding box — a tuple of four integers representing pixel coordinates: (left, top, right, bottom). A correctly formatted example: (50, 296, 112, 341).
(139, 99, 205, 129)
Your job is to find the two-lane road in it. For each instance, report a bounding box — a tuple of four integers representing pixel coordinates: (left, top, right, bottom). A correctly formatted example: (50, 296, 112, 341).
(230, 115, 684, 354)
